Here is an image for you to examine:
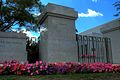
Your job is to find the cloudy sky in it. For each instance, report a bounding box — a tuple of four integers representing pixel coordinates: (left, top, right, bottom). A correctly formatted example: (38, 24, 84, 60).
(41, 0, 119, 33)
(14, 0, 119, 38)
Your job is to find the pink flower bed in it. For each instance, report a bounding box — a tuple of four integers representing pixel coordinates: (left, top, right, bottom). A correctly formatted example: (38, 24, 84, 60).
(0, 60, 120, 76)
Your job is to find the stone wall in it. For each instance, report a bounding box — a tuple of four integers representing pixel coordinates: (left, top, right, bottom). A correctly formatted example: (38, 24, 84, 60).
(0, 32, 27, 62)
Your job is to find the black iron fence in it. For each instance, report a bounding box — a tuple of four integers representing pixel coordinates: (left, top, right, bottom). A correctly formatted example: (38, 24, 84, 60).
(76, 35, 112, 63)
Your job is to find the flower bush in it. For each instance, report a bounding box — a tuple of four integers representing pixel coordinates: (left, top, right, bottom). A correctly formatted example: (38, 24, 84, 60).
(0, 60, 120, 76)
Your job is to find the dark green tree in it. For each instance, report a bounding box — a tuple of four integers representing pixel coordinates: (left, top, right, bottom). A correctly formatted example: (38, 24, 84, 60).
(113, 0, 120, 16)
(26, 38, 39, 63)
(0, 0, 44, 32)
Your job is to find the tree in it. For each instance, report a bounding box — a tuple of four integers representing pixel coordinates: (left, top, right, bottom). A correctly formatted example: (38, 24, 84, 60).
(113, 0, 120, 16)
(26, 37, 39, 63)
(0, 0, 44, 32)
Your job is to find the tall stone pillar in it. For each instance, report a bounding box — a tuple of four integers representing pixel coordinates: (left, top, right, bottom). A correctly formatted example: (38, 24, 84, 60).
(39, 3, 78, 62)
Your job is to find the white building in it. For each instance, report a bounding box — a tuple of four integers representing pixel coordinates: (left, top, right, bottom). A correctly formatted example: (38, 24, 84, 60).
(80, 18, 120, 63)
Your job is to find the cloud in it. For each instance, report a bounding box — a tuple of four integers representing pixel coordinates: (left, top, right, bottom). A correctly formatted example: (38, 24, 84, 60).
(92, 0, 98, 2)
(78, 9, 103, 17)
(11, 28, 39, 38)
(40, 27, 47, 33)
(23, 30, 37, 38)
(33, 13, 41, 17)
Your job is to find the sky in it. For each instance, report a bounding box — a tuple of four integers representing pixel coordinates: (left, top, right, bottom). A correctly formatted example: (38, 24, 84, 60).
(13, 0, 120, 38)
(40, 0, 119, 33)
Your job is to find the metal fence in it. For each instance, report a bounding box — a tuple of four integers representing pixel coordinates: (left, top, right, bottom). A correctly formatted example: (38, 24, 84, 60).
(76, 35, 112, 63)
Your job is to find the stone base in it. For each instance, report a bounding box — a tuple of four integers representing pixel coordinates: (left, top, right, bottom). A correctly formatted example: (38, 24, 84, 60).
(39, 39, 78, 62)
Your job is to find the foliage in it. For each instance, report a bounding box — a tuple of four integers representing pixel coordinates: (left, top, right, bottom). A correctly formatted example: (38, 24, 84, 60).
(0, 0, 44, 32)
(26, 38, 39, 63)
(0, 60, 120, 76)
(113, 0, 120, 16)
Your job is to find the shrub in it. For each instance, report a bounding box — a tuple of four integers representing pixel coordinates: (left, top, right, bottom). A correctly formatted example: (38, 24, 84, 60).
(0, 60, 120, 76)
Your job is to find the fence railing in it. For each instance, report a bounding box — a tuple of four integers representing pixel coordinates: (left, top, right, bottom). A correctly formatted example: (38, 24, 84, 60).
(76, 35, 112, 63)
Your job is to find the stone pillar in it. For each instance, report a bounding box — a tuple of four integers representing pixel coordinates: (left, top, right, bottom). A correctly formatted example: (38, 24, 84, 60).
(39, 3, 78, 62)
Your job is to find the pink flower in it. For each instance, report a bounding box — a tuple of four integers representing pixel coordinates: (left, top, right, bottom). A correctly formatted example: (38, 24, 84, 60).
(27, 70, 30, 73)
(39, 61, 42, 64)
(45, 65, 48, 68)
(36, 61, 39, 66)
(29, 64, 33, 66)
(30, 73, 33, 76)
(20, 64, 25, 71)
(27, 67, 30, 70)
(16, 71, 21, 75)
(36, 70, 39, 74)
(40, 66, 43, 69)
(0, 67, 3, 74)
(0, 64, 3, 67)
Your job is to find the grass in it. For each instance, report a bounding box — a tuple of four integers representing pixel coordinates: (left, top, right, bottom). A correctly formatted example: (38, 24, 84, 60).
(0, 73, 120, 80)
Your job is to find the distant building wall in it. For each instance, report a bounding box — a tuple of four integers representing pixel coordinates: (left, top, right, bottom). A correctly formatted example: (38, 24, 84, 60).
(101, 19, 120, 63)
(79, 24, 103, 37)
(79, 18, 120, 63)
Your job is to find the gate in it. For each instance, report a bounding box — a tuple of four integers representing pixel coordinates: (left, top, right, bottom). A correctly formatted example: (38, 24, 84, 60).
(76, 35, 112, 63)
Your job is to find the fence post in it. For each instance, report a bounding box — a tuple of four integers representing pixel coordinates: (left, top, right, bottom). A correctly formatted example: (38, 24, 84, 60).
(76, 34, 80, 62)
(105, 38, 113, 63)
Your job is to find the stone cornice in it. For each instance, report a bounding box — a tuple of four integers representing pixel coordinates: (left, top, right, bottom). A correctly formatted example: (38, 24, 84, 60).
(39, 12, 78, 25)
(38, 3, 78, 25)
(0, 32, 27, 39)
(101, 26, 120, 34)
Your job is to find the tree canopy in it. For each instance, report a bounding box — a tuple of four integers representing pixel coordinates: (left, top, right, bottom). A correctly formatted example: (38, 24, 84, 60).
(113, 0, 120, 17)
(0, 0, 44, 32)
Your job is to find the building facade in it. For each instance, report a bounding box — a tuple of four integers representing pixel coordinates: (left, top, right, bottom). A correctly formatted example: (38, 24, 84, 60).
(80, 18, 120, 63)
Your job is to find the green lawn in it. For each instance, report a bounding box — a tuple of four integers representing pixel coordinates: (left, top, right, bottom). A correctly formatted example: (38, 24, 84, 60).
(0, 73, 120, 80)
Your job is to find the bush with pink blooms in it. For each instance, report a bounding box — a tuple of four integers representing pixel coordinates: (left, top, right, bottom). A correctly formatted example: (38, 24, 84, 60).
(0, 60, 120, 76)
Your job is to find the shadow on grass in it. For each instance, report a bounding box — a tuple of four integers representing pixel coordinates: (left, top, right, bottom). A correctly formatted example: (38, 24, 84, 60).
(0, 73, 120, 80)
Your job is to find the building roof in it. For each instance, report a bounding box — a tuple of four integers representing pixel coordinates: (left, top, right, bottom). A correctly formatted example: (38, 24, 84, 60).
(79, 18, 120, 35)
